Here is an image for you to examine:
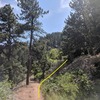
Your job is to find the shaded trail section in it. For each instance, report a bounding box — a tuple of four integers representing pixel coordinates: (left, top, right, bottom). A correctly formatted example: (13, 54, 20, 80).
(14, 82, 43, 100)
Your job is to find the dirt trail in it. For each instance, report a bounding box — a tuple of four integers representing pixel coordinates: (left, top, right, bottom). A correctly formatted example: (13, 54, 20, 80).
(14, 82, 43, 100)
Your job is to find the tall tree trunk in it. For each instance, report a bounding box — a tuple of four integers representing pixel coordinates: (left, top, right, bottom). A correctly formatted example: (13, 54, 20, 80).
(8, 31, 12, 81)
(26, 18, 33, 85)
(8, 68, 12, 81)
(26, 32, 32, 85)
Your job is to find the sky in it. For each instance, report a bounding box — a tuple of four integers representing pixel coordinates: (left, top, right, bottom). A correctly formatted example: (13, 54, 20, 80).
(0, 0, 71, 33)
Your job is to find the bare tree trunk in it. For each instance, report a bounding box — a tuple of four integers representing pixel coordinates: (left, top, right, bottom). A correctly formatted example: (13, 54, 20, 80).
(26, 18, 33, 85)
(26, 32, 33, 85)
(8, 31, 12, 81)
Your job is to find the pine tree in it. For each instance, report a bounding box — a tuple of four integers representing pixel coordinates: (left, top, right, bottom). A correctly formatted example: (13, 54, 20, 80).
(0, 4, 25, 82)
(61, 0, 100, 58)
(17, 0, 48, 85)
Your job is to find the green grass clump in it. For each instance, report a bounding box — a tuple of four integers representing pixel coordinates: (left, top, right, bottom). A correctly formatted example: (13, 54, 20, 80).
(0, 81, 12, 100)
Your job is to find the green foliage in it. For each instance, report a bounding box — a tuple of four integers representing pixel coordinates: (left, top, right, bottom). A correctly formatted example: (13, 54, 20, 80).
(0, 43, 28, 84)
(44, 93, 70, 100)
(48, 49, 60, 59)
(34, 72, 43, 80)
(11, 44, 28, 84)
(42, 70, 94, 100)
(0, 81, 12, 100)
(47, 48, 61, 64)
(17, 0, 47, 33)
(61, 0, 100, 57)
(0, 4, 26, 84)
(32, 33, 62, 81)
(42, 32, 61, 49)
(72, 70, 94, 99)
(32, 40, 50, 80)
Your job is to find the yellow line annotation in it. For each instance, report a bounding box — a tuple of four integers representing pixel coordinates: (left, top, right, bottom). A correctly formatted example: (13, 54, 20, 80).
(38, 59, 68, 99)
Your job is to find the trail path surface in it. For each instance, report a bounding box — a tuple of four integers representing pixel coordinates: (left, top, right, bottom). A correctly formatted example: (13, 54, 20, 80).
(14, 81, 43, 100)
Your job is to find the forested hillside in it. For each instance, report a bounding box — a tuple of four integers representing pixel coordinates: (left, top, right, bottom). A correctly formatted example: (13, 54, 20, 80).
(0, 0, 100, 100)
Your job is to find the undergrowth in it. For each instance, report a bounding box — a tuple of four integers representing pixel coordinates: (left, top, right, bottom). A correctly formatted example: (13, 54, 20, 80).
(41, 70, 96, 100)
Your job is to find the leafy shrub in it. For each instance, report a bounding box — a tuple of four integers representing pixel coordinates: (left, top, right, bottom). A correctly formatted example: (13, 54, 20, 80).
(47, 48, 61, 64)
(0, 81, 12, 100)
(41, 70, 94, 100)
(34, 72, 43, 81)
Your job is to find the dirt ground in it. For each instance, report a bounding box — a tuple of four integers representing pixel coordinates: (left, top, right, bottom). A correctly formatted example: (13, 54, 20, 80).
(14, 81, 43, 100)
